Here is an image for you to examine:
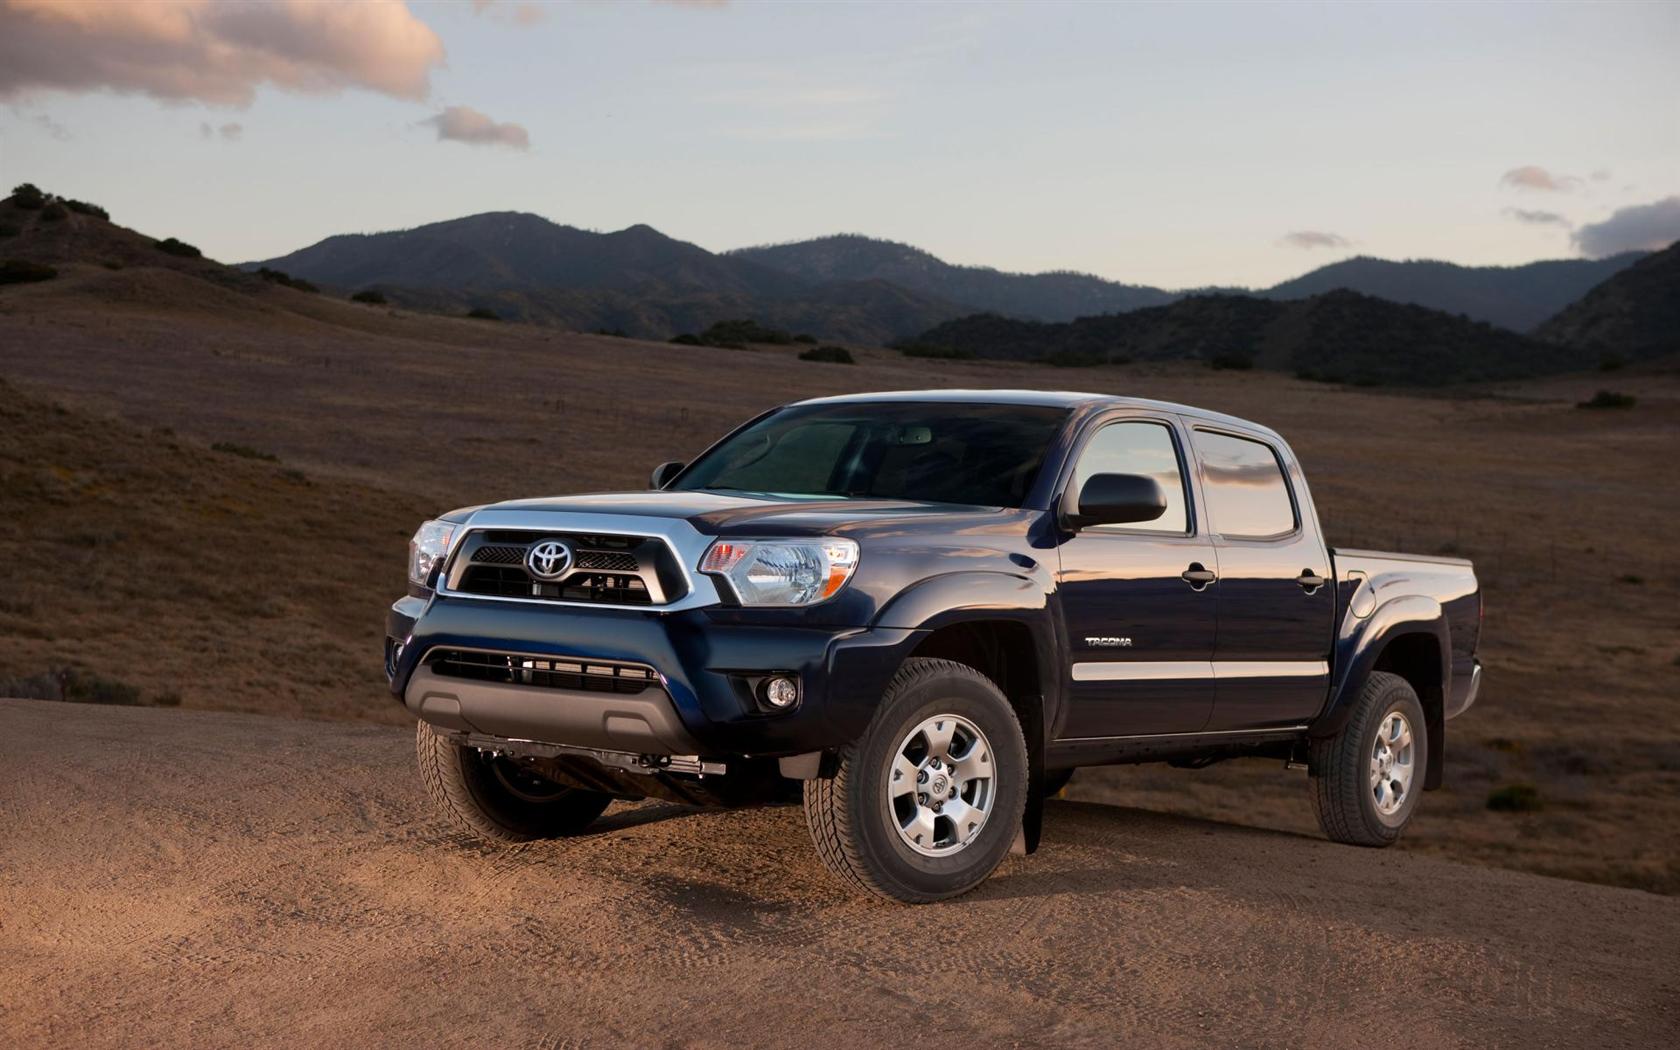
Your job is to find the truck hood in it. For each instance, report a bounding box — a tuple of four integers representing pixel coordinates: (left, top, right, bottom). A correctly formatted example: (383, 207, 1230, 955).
(471, 490, 1034, 539)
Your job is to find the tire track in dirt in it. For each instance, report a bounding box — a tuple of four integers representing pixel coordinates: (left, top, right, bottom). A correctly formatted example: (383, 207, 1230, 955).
(2, 699, 1676, 1050)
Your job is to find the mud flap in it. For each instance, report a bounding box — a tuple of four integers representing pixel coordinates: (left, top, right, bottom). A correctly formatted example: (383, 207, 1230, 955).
(1012, 752, 1044, 856)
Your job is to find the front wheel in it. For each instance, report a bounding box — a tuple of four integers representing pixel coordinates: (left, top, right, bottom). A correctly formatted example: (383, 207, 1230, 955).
(1308, 671, 1427, 847)
(802, 658, 1029, 903)
(415, 722, 612, 842)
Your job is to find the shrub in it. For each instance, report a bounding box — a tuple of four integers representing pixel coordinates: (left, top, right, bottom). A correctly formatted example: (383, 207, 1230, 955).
(792, 333, 818, 344)
(155, 237, 202, 258)
(256, 267, 318, 293)
(1208, 352, 1255, 371)
(40, 202, 68, 222)
(1045, 351, 1104, 368)
(0, 667, 142, 706)
(700, 319, 792, 345)
(668, 333, 704, 346)
(10, 182, 45, 209)
(591, 326, 629, 338)
(0, 259, 57, 284)
(1486, 783, 1543, 813)
(351, 289, 387, 305)
(62, 199, 108, 220)
(1577, 390, 1635, 409)
(0, 223, 18, 239)
(899, 343, 974, 360)
(466, 306, 500, 320)
(211, 441, 279, 462)
(101, 260, 123, 270)
(800, 345, 854, 364)
(1598, 353, 1626, 372)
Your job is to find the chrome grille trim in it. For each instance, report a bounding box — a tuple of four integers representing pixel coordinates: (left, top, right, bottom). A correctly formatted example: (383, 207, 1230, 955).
(434, 510, 725, 613)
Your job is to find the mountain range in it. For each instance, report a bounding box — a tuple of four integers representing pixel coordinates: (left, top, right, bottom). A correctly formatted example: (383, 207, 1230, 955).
(8, 183, 1670, 387)
(249, 212, 1652, 343)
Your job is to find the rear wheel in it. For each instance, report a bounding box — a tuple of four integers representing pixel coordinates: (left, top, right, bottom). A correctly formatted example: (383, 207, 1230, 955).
(1309, 671, 1427, 847)
(415, 722, 612, 842)
(803, 658, 1028, 903)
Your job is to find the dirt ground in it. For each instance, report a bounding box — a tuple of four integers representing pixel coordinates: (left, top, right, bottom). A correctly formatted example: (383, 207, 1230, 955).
(2, 699, 1675, 1050)
(2, 262, 1679, 896)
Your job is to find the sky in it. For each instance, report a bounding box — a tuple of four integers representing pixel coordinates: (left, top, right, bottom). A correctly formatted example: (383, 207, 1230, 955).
(2, 0, 1677, 289)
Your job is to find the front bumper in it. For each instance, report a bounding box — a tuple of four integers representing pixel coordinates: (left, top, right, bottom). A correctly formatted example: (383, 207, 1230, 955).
(387, 594, 919, 758)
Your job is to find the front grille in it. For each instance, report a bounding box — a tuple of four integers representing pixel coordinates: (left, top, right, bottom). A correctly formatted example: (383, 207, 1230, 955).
(471, 545, 640, 572)
(428, 648, 658, 695)
(445, 529, 682, 606)
(458, 565, 652, 604)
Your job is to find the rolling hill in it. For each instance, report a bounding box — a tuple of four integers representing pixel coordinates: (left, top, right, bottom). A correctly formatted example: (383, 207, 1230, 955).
(246, 212, 966, 344)
(1259, 253, 1648, 332)
(908, 290, 1588, 385)
(1534, 241, 1680, 362)
(247, 213, 1646, 342)
(729, 233, 1181, 321)
(733, 235, 1645, 332)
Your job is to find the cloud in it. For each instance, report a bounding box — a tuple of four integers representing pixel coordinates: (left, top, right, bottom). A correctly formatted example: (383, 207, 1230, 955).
(31, 112, 68, 139)
(1499, 165, 1582, 193)
(421, 104, 530, 150)
(1280, 231, 1352, 250)
(0, 0, 445, 106)
(1503, 207, 1571, 228)
(1572, 196, 1680, 257)
(471, 0, 547, 26)
(200, 120, 243, 141)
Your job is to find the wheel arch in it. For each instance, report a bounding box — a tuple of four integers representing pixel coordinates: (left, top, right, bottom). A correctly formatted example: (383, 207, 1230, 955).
(877, 574, 1058, 854)
(1314, 594, 1451, 790)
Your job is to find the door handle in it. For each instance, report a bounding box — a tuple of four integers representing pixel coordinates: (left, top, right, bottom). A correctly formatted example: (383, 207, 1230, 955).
(1297, 570, 1328, 592)
(1181, 563, 1217, 590)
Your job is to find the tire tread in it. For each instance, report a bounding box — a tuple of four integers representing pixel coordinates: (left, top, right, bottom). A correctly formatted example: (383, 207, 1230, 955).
(1309, 671, 1419, 847)
(802, 658, 1026, 903)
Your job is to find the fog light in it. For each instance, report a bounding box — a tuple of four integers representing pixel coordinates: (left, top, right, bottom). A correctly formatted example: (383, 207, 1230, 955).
(763, 676, 799, 709)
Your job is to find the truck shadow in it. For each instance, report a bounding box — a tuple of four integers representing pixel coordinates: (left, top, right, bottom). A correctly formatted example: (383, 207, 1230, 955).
(972, 799, 1329, 903)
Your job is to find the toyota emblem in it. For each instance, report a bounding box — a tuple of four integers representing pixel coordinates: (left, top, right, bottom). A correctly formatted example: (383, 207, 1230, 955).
(525, 539, 575, 581)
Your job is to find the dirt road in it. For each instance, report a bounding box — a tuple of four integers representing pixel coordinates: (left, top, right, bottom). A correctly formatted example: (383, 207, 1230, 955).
(2, 700, 1673, 1049)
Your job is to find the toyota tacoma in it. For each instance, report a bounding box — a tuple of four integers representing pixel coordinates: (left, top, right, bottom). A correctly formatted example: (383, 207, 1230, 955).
(387, 390, 1481, 902)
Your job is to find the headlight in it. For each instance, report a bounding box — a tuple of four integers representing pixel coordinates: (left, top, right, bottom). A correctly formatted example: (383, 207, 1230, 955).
(699, 537, 859, 606)
(408, 519, 456, 587)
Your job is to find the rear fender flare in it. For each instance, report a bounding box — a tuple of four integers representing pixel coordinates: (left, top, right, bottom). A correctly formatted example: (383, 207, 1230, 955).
(1313, 594, 1451, 765)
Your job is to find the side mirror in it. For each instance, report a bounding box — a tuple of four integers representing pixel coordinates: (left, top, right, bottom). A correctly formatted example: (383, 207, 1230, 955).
(649, 461, 685, 489)
(1063, 473, 1167, 530)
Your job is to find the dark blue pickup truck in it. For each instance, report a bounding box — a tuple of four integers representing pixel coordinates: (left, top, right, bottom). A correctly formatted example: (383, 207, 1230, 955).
(387, 390, 1481, 902)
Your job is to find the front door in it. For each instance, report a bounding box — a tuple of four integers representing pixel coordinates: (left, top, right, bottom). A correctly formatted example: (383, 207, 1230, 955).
(1187, 427, 1335, 730)
(1054, 418, 1219, 739)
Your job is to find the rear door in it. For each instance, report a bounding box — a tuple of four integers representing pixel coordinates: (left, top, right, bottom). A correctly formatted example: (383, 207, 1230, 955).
(1188, 427, 1334, 730)
(1053, 415, 1219, 739)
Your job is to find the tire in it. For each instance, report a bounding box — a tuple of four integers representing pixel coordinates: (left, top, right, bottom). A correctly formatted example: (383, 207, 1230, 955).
(1309, 671, 1427, 847)
(415, 721, 612, 842)
(1044, 768, 1075, 796)
(802, 658, 1029, 903)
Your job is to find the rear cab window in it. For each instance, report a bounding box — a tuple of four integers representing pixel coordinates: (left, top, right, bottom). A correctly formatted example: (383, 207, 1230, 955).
(1191, 429, 1297, 539)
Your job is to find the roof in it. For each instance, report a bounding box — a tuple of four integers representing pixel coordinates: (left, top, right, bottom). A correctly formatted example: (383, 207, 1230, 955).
(790, 389, 1282, 439)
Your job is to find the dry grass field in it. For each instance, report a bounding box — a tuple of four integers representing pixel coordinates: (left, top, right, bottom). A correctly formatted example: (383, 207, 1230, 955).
(2, 256, 1677, 893)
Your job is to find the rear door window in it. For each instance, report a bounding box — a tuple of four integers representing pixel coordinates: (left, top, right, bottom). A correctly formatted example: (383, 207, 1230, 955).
(1192, 429, 1296, 539)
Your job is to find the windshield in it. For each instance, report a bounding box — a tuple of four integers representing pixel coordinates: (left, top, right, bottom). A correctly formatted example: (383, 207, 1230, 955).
(672, 401, 1069, 507)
